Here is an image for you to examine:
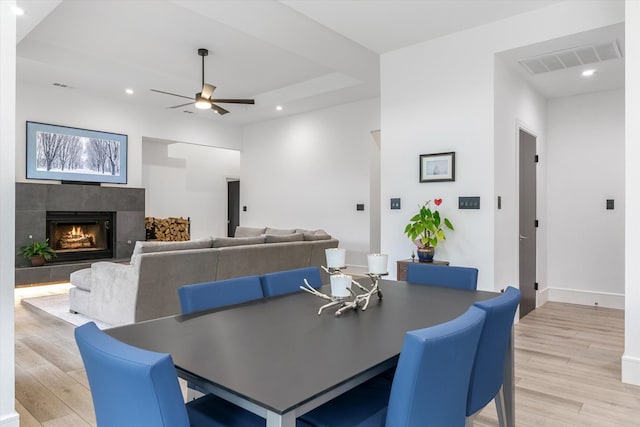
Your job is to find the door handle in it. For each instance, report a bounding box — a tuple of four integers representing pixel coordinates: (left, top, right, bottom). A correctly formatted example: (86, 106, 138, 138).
(519, 234, 528, 240)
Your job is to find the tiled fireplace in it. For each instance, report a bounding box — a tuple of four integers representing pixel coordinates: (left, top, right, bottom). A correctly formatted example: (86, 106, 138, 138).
(15, 183, 145, 285)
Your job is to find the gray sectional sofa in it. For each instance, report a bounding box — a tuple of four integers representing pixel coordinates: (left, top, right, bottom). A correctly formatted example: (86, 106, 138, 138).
(69, 227, 338, 326)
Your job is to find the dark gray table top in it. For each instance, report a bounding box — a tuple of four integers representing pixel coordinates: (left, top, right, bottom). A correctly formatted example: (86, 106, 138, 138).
(107, 280, 496, 415)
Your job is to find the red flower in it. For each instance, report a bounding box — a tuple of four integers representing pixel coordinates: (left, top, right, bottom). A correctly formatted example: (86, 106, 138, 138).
(434, 199, 443, 206)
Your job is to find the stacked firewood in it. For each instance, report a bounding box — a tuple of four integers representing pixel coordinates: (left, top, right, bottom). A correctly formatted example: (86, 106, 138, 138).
(145, 217, 190, 241)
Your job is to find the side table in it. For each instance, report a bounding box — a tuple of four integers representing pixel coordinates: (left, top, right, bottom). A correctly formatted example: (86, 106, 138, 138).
(396, 259, 450, 281)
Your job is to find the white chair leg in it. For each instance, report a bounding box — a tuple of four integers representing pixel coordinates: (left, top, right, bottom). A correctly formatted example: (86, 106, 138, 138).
(495, 385, 507, 427)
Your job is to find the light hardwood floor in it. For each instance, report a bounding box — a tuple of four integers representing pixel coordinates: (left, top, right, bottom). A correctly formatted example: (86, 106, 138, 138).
(14, 286, 640, 426)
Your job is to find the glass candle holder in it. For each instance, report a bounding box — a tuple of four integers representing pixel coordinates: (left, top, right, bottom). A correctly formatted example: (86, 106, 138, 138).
(325, 248, 346, 269)
(330, 274, 352, 298)
(367, 253, 388, 275)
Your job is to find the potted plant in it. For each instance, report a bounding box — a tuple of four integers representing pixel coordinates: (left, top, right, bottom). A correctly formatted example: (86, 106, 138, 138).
(18, 239, 56, 267)
(404, 199, 454, 262)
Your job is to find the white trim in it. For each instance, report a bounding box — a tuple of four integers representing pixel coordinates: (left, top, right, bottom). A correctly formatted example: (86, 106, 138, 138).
(0, 1, 17, 424)
(536, 287, 549, 307)
(622, 354, 640, 386)
(0, 413, 20, 427)
(544, 287, 624, 309)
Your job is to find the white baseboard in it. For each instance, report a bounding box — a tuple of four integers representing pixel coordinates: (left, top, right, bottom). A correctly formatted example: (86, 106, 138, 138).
(539, 287, 624, 310)
(622, 354, 640, 386)
(0, 413, 19, 427)
(537, 287, 550, 307)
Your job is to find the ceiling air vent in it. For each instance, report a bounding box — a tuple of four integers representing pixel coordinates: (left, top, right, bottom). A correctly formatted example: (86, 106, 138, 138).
(518, 40, 623, 75)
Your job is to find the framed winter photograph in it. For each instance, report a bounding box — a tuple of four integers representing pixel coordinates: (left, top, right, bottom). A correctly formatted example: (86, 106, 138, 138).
(419, 152, 455, 182)
(26, 121, 128, 184)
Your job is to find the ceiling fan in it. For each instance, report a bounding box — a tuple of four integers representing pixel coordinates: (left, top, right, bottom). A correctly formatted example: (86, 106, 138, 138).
(151, 48, 254, 115)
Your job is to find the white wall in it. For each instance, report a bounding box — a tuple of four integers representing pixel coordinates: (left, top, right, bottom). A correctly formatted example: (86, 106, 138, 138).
(623, 0, 640, 386)
(241, 98, 380, 266)
(493, 56, 547, 294)
(546, 89, 625, 307)
(0, 2, 19, 425)
(16, 82, 243, 187)
(380, 0, 624, 289)
(142, 141, 240, 239)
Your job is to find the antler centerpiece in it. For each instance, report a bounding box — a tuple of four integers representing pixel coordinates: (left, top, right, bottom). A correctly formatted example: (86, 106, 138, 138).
(299, 249, 388, 316)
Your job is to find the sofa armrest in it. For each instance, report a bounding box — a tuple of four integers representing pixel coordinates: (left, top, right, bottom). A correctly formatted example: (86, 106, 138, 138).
(87, 261, 138, 325)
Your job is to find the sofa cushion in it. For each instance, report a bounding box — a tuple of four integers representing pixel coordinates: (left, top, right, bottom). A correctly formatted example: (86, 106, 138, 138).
(303, 230, 332, 241)
(130, 238, 213, 264)
(70, 268, 93, 291)
(213, 236, 266, 248)
(265, 233, 305, 243)
(265, 227, 297, 235)
(234, 226, 266, 237)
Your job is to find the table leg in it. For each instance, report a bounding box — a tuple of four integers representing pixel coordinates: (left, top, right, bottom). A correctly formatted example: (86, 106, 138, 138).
(266, 410, 296, 427)
(503, 330, 515, 427)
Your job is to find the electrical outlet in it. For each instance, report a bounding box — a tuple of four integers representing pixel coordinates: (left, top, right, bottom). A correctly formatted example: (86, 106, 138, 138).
(606, 199, 614, 210)
(390, 198, 401, 210)
(356, 204, 364, 211)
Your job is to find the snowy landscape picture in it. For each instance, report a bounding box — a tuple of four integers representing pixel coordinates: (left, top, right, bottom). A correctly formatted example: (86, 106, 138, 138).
(26, 122, 127, 184)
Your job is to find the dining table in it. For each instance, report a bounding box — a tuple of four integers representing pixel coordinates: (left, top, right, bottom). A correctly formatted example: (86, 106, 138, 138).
(106, 279, 514, 427)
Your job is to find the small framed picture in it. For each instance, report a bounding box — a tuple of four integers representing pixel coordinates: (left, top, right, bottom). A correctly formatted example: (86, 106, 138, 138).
(419, 152, 455, 182)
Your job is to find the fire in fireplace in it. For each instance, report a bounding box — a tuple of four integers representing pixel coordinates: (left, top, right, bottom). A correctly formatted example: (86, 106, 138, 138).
(46, 212, 115, 263)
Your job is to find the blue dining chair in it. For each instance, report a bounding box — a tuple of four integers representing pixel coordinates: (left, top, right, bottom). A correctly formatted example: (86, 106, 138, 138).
(75, 322, 266, 427)
(298, 306, 487, 427)
(406, 263, 478, 290)
(178, 275, 264, 315)
(466, 286, 521, 427)
(260, 267, 323, 297)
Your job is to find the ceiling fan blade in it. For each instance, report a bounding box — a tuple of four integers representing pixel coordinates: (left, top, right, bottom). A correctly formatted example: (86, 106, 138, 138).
(151, 89, 194, 100)
(211, 103, 230, 115)
(201, 84, 215, 100)
(168, 102, 194, 109)
(211, 99, 255, 105)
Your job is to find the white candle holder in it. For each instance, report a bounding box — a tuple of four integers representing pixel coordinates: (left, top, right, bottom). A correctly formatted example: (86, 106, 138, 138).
(367, 253, 388, 275)
(325, 248, 346, 270)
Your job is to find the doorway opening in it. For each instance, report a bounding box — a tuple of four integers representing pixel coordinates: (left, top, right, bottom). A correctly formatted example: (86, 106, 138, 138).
(227, 180, 240, 237)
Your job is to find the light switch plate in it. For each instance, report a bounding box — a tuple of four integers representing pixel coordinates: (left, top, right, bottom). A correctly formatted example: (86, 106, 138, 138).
(459, 196, 480, 210)
(390, 198, 401, 210)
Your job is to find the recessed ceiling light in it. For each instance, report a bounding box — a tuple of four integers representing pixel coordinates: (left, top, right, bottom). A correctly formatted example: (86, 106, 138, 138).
(125, 88, 134, 95)
(12, 7, 24, 16)
(276, 105, 283, 111)
(582, 69, 596, 77)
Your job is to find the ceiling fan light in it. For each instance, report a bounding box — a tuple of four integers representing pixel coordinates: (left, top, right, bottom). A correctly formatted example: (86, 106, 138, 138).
(195, 94, 211, 109)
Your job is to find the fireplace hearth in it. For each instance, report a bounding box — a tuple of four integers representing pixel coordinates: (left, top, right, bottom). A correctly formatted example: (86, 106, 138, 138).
(46, 211, 115, 263)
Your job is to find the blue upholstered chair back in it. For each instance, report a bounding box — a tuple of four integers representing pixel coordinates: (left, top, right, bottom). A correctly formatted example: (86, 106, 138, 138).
(178, 276, 264, 315)
(75, 322, 190, 427)
(467, 286, 521, 416)
(386, 306, 486, 427)
(406, 263, 478, 290)
(260, 267, 323, 297)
